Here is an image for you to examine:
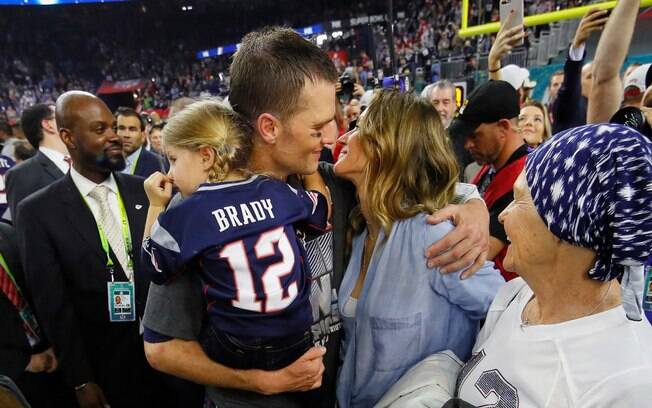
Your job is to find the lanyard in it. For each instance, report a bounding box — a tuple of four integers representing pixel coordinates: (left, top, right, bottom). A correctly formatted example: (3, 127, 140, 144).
(0, 252, 22, 297)
(82, 186, 133, 281)
(0, 251, 42, 345)
(128, 148, 142, 175)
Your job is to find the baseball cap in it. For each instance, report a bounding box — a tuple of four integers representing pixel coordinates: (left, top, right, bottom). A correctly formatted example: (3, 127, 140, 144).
(624, 63, 652, 98)
(448, 80, 520, 140)
(359, 89, 376, 108)
(500, 64, 536, 90)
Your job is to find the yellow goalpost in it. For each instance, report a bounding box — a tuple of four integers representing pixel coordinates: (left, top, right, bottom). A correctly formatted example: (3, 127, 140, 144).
(459, 0, 652, 37)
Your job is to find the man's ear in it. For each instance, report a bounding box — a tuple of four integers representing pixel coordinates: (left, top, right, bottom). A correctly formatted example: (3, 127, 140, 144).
(256, 113, 283, 145)
(496, 118, 513, 137)
(60, 128, 75, 151)
(41, 118, 56, 135)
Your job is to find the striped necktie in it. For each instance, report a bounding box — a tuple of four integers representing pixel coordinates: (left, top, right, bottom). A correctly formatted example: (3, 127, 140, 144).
(88, 185, 130, 277)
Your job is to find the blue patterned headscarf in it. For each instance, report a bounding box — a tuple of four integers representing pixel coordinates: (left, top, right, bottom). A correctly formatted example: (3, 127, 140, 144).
(525, 124, 652, 320)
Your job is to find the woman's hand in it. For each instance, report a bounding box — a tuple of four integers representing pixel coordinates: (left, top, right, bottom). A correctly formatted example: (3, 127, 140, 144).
(488, 11, 525, 78)
(144, 172, 173, 208)
(425, 199, 490, 279)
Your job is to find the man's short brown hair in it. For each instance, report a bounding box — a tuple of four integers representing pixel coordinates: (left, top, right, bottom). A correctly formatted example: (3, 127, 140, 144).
(229, 27, 338, 124)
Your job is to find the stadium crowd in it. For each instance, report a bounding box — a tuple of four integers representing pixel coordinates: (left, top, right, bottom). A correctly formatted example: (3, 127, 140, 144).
(0, 0, 587, 123)
(1, 0, 652, 407)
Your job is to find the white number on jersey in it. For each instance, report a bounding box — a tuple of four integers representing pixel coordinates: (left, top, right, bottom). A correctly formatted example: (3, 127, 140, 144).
(220, 226, 297, 313)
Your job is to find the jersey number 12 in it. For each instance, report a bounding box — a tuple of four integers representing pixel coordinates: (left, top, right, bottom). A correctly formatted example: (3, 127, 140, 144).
(220, 226, 297, 313)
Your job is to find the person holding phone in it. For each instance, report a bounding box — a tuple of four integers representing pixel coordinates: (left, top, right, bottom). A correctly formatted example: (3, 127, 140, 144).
(552, 8, 609, 133)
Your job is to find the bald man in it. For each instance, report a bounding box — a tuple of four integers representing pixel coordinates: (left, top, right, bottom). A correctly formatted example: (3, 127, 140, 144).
(15, 92, 168, 408)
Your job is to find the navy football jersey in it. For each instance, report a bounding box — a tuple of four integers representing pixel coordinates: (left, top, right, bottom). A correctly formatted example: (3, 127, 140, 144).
(143, 175, 328, 338)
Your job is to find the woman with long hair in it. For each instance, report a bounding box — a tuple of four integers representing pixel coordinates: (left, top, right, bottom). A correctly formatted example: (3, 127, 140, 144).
(518, 100, 552, 148)
(333, 90, 503, 407)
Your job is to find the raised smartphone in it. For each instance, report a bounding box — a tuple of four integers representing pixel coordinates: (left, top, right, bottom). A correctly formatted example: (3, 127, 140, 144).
(499, 0, 524, 46)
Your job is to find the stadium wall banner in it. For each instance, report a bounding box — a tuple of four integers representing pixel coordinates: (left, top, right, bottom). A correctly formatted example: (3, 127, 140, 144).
(97, 79, 144, 95)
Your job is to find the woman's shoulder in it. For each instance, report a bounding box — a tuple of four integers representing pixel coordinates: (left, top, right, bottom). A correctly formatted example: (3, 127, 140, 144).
(391, 213, 455, 248)
(395, 212, 454, 234)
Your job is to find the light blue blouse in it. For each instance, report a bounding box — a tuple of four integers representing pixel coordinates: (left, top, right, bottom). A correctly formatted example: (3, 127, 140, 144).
(336, 213, 504, 408)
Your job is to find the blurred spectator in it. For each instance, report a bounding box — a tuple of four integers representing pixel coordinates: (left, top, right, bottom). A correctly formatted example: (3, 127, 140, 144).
(421, 79, 457, 128)
(623, 63, 651, 109)
(148, 123, 165, 155)
(449, 80, 525, 281)
(544, 69, 564, 119)
(499, 65, 537, 105)
(553, 8, 608, 133)
(5, 104, 69, 224)
(12, 142, 35, 164)
(344, 99, 362, 125)
(115, 107, 168, 178)
(624, 62, 642, 83)
(0, 121, 12, 150)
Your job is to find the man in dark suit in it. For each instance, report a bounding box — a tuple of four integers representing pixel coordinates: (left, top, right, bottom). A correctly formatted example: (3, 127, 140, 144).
(5, 104, 70, 223)
(551, 9, 606, 134)
(115, 107, 168, 178)
(15, 92, 167, 408)
(0, 223, 75, 408)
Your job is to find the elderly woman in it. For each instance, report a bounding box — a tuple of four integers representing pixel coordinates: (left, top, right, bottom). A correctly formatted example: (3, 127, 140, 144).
(518, 100, 552, 148)
(334, 90, 504, 408)
(457, 123, 652, 406)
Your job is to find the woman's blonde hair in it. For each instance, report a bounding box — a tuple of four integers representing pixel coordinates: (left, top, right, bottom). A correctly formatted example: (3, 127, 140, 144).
(162, 100, 253, 182)
(521, 100, 552, 145)
(353, 90, 459, 236)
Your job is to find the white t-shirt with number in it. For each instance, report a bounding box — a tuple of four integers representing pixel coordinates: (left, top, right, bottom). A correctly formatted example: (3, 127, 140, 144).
(457, 278, 652, 407)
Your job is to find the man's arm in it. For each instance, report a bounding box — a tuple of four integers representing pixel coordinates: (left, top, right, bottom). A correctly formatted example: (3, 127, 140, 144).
(487, 11, 524, 81)
(553, 8, 608, 133)
(15, 203, 98, 397)
(5, 167, 32, 225)
(141, 275, 325, 395)
(144, 337, 325, 395)
(588, 0, 640, 123)
(552, 49, 584, 134)
(425, 184, 489, 278)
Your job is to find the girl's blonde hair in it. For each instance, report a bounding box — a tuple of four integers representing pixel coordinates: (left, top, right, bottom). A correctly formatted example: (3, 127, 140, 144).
(353, 90, 459, 236)
(162, 100, 253, 182)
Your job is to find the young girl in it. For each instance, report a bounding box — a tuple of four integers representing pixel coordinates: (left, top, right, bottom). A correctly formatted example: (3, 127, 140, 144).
(141, 100, 329, 371)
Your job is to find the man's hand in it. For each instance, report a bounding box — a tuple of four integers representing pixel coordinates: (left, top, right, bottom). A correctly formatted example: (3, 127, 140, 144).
(572, 8, 609, 50)
(75, 382, 110, 408)
(25, 347, 58, 373)
(335, 81, 342, 94)
(425, 199, 490, 279)
(250, 346, 326, 395)
(353, 83, 365, 98)
(488, 11, 524, 73)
